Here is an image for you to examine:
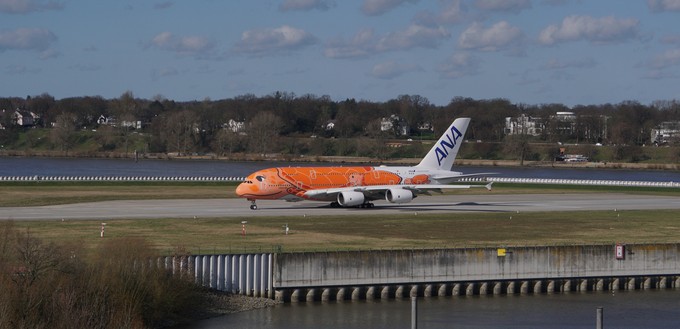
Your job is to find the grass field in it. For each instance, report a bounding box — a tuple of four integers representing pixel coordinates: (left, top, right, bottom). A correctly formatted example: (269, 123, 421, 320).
(3, 182, 680, 254)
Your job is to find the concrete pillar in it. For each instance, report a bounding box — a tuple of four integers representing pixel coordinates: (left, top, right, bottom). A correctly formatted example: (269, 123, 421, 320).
(424, 284, 433, 297)
(381, 286, 391, 299)
(643, 277, 652, 290)
(479, 282, 488, 295)
(224, 256, 232, 293)
(578, 279, 588, 292)
(520, 281, 529, 294)
(438, 284, 448, 297)
(306, 289, 316, 302)
(290, 289, 301, 303)
(209, 255, 217, 289)
(246, 255, 253, 296)
(611, 278, 620, 291)
(217, 255, 224, 291)
(321, 289, 331, 302)
(337, 288, 347, 301)
(351, 287, 362, 301)
(493, 282, 502, 295)
(232, 255, 240, 294)
(366, 286, 376, 300)
(465, 283, 475, 296)
(506, 282, 515, 295)
(659, 277, 668, 289)
(533, 281, 543, 294)
(452, 283, 461, 296)
(239, 255, 247, 294)
(627, 277, 636, 290)
(674, 276, 680, 289)
(275, 290, 286, 302)
(562, 279, 572, 293)
(253, 254, 261, 297)
(547, 280, 555, 294)
(194, 255, 202, 285)
(393, 286, 403, 299)
(267, 254, 274, 299)
(410, 285, 419, 298)
(260, 254, 268, 298)
(594, 279, 604, 291)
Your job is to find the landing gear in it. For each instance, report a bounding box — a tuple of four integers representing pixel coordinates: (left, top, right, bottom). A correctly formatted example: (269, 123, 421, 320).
(360, 202, 375, 208)
(249, 200, 258, 210)
(330, 202, 340, 208)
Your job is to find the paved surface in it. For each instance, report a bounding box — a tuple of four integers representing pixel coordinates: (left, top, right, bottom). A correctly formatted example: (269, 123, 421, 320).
(3, 193, 680, 221)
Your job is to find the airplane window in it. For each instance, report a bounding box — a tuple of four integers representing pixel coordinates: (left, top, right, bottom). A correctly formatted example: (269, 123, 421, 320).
(256, 175, 265, 182)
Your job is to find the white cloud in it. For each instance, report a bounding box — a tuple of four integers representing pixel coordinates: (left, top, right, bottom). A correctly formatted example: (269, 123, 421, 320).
(648, 0, 680, 12)
(414, 0, 464, 26)
(377, 24, 450, 51)
(473, 0, 531, 13)
(361, 0, 418, 16)
(0, 0, 62, 14)
(538, 15, 639, 45)
(370, 61, 421, 79)
(325, 24, 449, 58)
(648, 49, 680, 69)
(0, 28, 56, 52)
(437, 53, 480, 78)
(458, 21, 523, 51)
(233, 25, 317, 56)
(324, 28, 376, 59)
(542, 58, 597, 70)
(150, 32, 215, 55)
(279, 0, 335, 11)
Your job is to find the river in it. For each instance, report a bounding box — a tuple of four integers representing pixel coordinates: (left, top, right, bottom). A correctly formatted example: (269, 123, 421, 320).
(1, 156, 679, 182)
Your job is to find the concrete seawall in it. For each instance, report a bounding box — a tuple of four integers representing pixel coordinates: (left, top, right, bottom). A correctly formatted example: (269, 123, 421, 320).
(166, 244, 680, 303)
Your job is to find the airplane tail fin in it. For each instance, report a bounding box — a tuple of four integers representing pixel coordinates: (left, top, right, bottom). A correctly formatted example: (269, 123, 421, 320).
(416, 118, 470, 171)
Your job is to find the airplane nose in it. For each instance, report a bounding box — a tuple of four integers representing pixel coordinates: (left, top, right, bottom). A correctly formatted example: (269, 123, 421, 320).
(235, 183, 247, 197)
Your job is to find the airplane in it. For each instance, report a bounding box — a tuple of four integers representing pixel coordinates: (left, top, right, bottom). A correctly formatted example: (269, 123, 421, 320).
(235, 118, 493, 210)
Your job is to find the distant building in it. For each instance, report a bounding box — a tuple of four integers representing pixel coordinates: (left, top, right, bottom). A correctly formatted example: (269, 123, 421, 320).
(223, 119, 245, 133)
(504, 114, 543, 136)
(324, 120, 335, 131)
(13, 109, 39, 127)
(652, 121, 680, 145)
(381, 114, 409, 136)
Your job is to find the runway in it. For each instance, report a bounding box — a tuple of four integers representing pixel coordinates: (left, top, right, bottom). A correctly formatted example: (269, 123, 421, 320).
(3, 193, 680, 220)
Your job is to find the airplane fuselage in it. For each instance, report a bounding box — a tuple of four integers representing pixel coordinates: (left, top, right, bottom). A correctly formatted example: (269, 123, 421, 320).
(235, 166, 461, 202)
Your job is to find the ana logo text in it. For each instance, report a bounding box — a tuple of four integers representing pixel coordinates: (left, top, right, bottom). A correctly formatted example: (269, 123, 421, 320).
(435, 125, 463, 166)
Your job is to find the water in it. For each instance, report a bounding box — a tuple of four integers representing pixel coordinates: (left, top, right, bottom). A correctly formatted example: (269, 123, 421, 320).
(1, 156, 679, 182)
(196, 290, 680, 329)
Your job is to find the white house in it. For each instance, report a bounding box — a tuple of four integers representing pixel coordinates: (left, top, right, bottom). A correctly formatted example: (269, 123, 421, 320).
(652, 121, 680, 145)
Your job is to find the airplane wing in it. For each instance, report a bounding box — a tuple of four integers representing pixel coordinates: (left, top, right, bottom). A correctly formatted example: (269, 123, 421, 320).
(303, 182, 492, 200)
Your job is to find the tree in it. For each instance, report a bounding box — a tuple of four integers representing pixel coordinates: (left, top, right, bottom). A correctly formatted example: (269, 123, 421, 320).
(50, 113, 77, 153)
(247, 111, 283, 156)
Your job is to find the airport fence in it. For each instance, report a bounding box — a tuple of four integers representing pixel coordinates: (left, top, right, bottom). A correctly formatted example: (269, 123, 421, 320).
(0, 175, 678, 188)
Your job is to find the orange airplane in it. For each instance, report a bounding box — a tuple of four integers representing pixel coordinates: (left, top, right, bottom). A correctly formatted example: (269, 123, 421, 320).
(236, 118, 492, 210)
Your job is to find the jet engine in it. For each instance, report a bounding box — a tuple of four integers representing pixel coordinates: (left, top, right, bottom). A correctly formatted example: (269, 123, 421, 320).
(385, 189, 414, 204)
(337, 191, 365, 207)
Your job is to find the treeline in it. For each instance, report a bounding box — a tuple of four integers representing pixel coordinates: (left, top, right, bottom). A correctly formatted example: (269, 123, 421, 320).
(0, 222, 204, 328)
(1, 92, 680, 157)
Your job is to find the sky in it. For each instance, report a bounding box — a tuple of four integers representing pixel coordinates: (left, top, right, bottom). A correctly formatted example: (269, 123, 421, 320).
(1, 0, 680, 107)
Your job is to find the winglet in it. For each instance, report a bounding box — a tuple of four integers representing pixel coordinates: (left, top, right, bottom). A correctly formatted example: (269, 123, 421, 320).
(416, 118, 470, 171)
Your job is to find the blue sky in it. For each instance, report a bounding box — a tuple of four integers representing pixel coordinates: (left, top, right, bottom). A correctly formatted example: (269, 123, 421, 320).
(1, 0, 680, 107)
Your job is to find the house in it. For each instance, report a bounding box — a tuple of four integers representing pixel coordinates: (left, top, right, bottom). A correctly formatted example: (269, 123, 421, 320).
(13, 109, 39, 127)
(324, 121, 335, 131)
(223, 119, 245, 133)
(652, 121, 680, 145)
(380, 114, 409, 136)
(504, 114, 543, 136)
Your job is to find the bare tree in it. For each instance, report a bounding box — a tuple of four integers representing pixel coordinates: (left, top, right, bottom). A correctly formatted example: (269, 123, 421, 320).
(50, 113, 77, 153)
(247, 111, 282, 156)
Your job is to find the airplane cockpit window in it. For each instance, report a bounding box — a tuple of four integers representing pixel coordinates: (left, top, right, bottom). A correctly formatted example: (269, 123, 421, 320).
(256, 175, 265, 182)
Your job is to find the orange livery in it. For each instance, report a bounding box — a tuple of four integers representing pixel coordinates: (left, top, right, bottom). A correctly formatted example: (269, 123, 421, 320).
(236, 118, 492, 209)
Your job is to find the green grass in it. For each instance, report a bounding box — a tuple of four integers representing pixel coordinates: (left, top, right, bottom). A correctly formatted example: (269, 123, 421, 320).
(10, 209, 680, 255)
